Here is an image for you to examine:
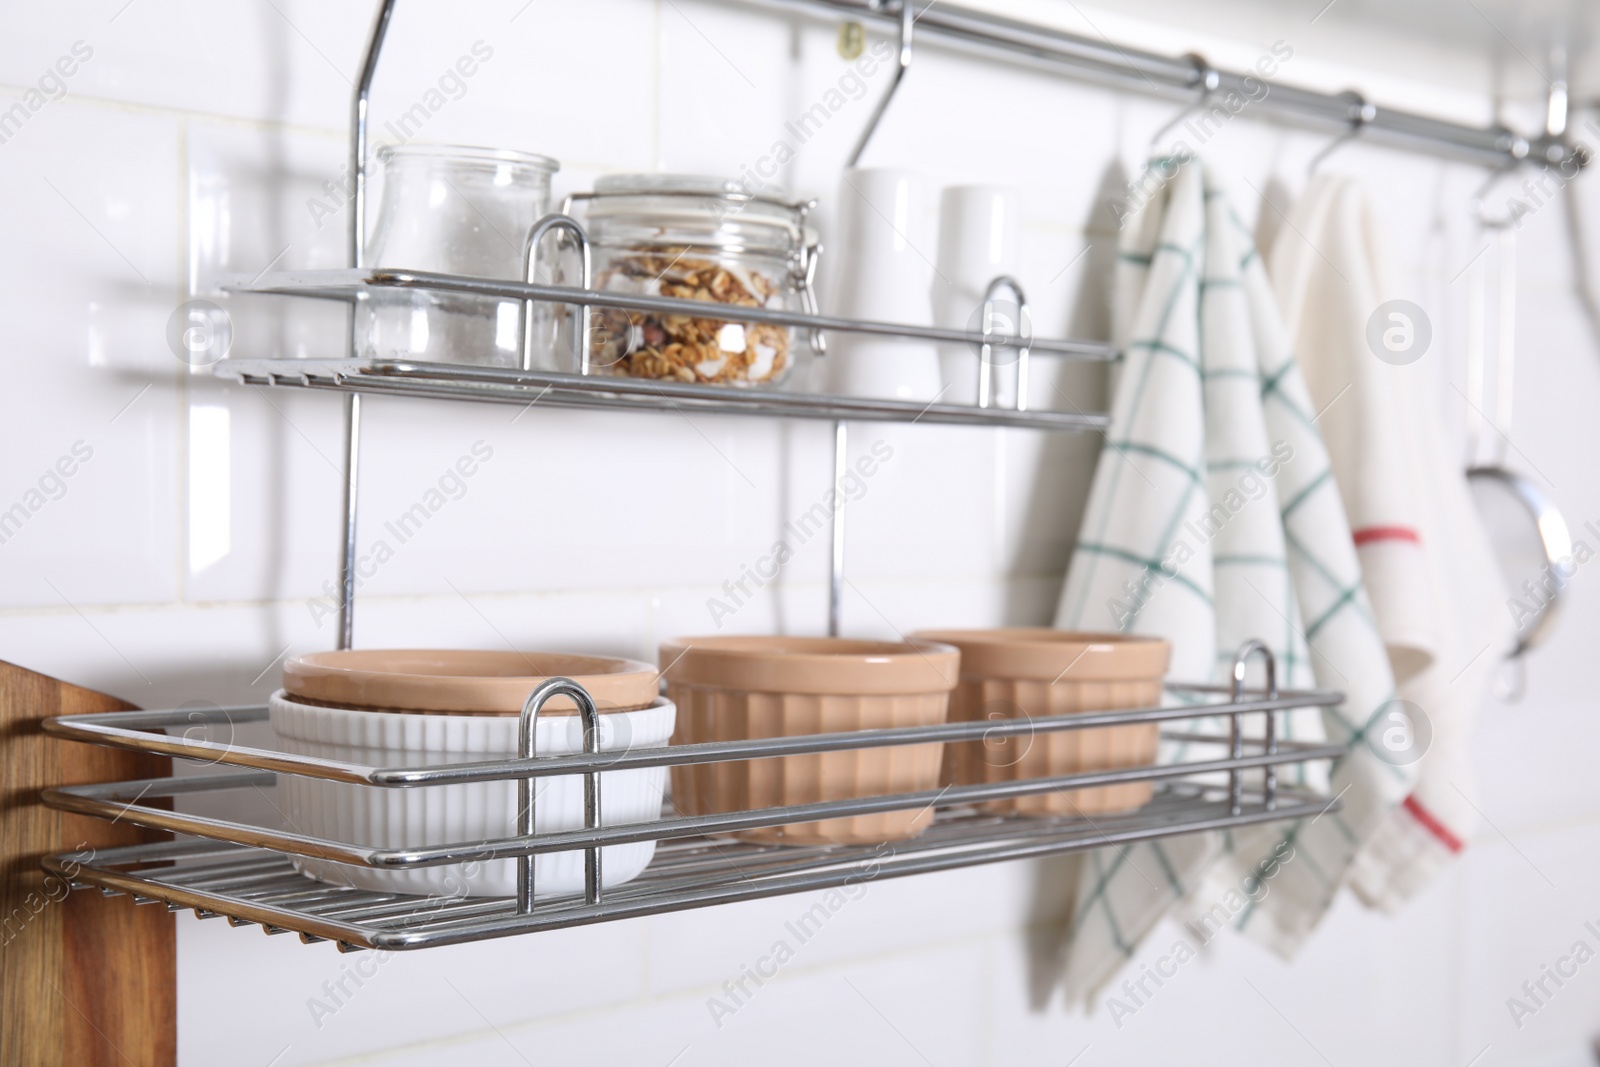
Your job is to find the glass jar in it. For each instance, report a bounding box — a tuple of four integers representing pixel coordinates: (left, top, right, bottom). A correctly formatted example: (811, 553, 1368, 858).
(568, 175, 818, 387)
(363, 144, 558, 367)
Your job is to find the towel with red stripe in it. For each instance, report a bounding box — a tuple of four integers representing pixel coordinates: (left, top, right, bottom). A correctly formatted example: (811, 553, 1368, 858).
(1268, 174, 1512, 911)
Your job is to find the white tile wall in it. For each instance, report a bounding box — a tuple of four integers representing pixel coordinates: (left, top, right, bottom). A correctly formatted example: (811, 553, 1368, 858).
(0, 95, 184, 609)
(5, 2, 1600, 1065)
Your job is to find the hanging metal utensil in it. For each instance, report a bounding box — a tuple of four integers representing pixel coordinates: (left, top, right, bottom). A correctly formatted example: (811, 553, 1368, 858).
(1463, 188, 1573, 700)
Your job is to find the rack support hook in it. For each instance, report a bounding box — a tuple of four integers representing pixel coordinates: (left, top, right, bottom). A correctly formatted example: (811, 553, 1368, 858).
(845, 0, 915, 169)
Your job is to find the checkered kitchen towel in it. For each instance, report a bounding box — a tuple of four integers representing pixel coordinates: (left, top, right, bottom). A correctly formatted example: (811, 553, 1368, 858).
(1052, 159, 1414, 1002)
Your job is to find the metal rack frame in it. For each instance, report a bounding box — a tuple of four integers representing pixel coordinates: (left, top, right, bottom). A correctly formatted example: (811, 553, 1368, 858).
(56, 0, 1513, 949)
(45, 650, 1346, 952)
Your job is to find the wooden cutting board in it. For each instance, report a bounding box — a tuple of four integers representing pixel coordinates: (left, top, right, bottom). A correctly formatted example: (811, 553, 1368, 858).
(0, 660, 175, 1067)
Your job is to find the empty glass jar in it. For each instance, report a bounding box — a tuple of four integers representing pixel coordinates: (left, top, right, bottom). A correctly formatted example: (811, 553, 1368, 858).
(565, 175, 819, 387)
(362, 144, 558, 367)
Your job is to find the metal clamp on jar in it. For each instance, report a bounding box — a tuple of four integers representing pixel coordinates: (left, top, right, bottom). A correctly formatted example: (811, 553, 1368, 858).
(555, 175, 823, 388)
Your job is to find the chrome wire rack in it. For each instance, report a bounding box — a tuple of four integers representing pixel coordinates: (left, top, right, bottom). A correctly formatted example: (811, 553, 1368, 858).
(217, 269, 1111, 432)
(44, 660, 1345, 953)
(53, 2, 1358, 950)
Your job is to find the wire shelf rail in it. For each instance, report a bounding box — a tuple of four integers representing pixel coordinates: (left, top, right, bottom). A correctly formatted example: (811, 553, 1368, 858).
(45, 663, 1346, 952)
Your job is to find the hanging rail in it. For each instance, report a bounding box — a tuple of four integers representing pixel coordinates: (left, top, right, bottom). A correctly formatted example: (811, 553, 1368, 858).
(760, 0, 1582, 171)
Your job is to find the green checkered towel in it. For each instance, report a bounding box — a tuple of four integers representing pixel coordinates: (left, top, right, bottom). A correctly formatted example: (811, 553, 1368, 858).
(1052, 160, 1414, 1003)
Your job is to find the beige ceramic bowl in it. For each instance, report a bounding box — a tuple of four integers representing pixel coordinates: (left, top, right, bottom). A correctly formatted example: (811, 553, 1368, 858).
(281, 649, 660, 715)
(909, 629, 1170, 816)
(659, 636, 959, 845)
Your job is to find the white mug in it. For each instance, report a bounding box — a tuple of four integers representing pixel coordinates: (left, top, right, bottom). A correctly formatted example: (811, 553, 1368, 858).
(933, 185, 1020, 406)
(823, 168, 943, 402)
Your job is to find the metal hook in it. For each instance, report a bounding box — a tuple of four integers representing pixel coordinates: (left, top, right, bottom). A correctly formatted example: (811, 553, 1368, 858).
(1228, 640, 1279, 814)
(522, 213, 592, 375)
(1147, 54, 1219, 158)
(845, 0, 914, 168)
(1307, 91, 1376, 175)
(976, 275, 1031, 411)
(517, 677, 604, 913)
(1470, 161, 1525, 229)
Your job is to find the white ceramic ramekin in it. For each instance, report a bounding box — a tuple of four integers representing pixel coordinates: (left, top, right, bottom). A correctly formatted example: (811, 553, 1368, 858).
(268, 691, 676, 898)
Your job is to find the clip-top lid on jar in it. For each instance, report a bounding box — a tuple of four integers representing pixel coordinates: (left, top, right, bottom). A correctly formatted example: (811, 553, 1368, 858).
(581, 174, 808, 255)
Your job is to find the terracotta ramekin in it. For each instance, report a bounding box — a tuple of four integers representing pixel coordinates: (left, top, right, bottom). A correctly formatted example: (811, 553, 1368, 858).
(909, 629, 1170, 816)
(659, 636, 959, 845)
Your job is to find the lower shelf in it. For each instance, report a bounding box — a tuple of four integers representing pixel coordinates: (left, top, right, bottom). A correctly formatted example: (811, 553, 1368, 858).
(50, 783, 1336, 952)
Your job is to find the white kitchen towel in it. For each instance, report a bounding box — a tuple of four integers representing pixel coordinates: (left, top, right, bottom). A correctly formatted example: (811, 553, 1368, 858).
(1269, 175, 1512, 911)
(1053, 159, 1412, 1003)
(1268, 174, 1437, 684)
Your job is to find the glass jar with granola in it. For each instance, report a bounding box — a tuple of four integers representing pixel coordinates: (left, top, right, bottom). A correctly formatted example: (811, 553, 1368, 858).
(563, 175, 819, 387)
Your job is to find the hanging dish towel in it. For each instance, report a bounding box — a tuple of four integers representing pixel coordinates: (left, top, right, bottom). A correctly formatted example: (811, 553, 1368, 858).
(1268, 174, 1512, 910)
(1053, 159, 1413, 1003)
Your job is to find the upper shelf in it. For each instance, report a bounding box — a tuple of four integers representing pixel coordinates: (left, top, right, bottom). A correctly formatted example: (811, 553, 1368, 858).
(216, 269, 1113, 432)
(217, 359, 1109, 431)
(222, 269, 1114, 360)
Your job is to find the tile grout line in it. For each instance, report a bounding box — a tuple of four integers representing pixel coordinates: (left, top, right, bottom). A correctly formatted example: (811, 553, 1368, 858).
(0, 81, 351, 139)
(0, 85, 646, 180)
(652, 0, 663, 170)
(0, 570, 1076, 618)
(176, 113, 192, 608)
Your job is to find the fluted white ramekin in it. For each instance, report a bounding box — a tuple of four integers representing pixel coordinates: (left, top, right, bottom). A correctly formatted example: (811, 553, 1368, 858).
(268, 691, 675, 898)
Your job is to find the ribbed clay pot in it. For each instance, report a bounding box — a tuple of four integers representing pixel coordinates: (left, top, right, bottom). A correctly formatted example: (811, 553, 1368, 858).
(909, 630, 1169, 816)
(659, 636, 959, 845)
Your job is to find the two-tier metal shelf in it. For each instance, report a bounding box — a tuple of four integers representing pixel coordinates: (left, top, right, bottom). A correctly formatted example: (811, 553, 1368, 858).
(48, 0, 1572, 951)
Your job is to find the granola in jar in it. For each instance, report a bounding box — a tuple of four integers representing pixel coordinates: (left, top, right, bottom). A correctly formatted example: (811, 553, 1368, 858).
(565, 175, 819, 388)
(591, 252, 790, 385)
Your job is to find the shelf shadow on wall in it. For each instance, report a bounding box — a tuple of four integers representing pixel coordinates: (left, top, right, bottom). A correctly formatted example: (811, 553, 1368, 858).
(1015, 158, 1127, 1010)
